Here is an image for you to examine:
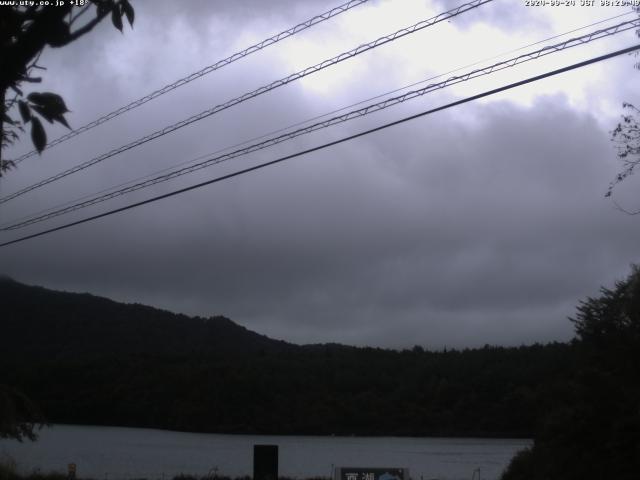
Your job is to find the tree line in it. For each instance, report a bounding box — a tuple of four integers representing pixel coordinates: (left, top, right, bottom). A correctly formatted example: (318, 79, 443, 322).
(1, 276, 573, 438)
(2, 267, 639, 479)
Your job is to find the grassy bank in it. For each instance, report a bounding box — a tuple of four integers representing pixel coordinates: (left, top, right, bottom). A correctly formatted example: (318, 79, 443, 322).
(1, 463, 329, 480)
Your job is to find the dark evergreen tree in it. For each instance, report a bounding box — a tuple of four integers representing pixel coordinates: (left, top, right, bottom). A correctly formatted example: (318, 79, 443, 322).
(502, 266, 640, 480)
(0, 384, 45, 441)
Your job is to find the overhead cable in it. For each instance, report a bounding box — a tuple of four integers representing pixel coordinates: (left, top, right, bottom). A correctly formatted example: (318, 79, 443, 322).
(4, 18, 638, 231)
(10, 0, 371, 164)
(0, 0, 493, 206)
(2, 43, 638, 248)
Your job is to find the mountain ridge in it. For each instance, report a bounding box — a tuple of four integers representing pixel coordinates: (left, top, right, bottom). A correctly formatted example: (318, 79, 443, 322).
(1, 276, 574, 438)
(1, 276, 296, 359)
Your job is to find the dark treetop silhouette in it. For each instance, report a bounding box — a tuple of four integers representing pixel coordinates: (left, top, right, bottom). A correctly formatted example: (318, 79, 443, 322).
(0, 0, 134, 175)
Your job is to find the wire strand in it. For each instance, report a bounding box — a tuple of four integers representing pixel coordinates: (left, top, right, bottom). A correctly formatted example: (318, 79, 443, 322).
(9, 0, 371, 164)
(2, 43, 638, 248)
(0, 0, 493, 206)
(4, 17, 638, 231)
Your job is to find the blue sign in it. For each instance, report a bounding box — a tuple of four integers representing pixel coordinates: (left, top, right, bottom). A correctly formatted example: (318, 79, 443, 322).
(338, 467, 407, 480)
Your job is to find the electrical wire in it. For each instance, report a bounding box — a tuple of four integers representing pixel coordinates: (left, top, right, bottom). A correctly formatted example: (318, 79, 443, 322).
(0, 0, 493, 206)
(11, 9, 629, 228)
(2, 43, 638, 249)
(5, 7, 630, 216)
(4, 17, 638, 231)
(9, 0, 371, 164)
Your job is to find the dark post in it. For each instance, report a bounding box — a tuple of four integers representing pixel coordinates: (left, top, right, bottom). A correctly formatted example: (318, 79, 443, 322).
(67, 464, 76, 480)
(253, 444, 278, 480)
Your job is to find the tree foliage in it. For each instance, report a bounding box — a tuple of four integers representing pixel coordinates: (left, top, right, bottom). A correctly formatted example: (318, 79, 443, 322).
(0, 384, 46, 442)
(1, 5, 135, 437)
(0, 277, 575, 439)
(608, 102, 640, 203)
(607, 8, 640, 202)
(502, 266, 640, 480)
(0, 0, 134, 175)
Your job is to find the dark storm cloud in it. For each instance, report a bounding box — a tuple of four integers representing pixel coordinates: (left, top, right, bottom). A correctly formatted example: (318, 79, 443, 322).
(2, 0, 639, 349)
(3, 90, 639, 348)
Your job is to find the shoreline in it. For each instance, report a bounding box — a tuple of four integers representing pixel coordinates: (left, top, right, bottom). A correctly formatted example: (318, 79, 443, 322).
(34, 424, 533, 442)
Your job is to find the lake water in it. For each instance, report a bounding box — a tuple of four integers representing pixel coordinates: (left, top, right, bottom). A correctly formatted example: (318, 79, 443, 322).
(0, 425, 530, 480)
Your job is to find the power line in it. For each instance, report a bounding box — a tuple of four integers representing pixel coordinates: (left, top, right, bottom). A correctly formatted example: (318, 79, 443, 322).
(0, 0, 493, 206)
(5, 17, 636, 229)
(290, 11, 638, 126)
(21, 9, 628, 226)
(9, 0, 371, 164)
(1, 8, 632, 228)
(5, 8, 629, 224)
(10, 4, 626, 184)
(4, 17, 638, 231)
(2, 43, 638, 249)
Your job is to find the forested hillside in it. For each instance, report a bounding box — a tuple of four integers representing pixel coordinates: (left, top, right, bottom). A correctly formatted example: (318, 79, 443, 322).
(1, 277, 292, 359)
(501, 266, 640, 480)
(1, 276, 574, 437)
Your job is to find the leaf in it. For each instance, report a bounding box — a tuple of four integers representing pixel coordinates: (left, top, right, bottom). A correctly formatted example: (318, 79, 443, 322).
(54, 114, 71, 130)
(31, 105, 54, 123)
(112, 8, 123, 32)
(96, 0, 111, 17)
(27, 92, 45, 104)
(18, 100, 31, 123)
(30, 116, 47, 153)
(27, 92, 69, 115)
(27, 92, 70, 128)
(121, 0, 134, 26)
(2, 113, 15, 125)
(31, 105, 71, 129)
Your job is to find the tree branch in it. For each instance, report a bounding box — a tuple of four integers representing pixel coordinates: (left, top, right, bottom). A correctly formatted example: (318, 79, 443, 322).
(65, 9, 111, 44)
(611, 198, 640, 215)
(69, 4, 91, 26)
(1, 87, 5, 172)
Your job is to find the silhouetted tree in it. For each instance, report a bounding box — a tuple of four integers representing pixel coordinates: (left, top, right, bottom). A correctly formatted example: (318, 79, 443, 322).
(1, 277, 578, 438)
(1, 0, 134, 175)
(0, 384, 45, 441)
(607, 7, 640, 205)
(572, 264, 640, 347)
(502, 265, 640, 480)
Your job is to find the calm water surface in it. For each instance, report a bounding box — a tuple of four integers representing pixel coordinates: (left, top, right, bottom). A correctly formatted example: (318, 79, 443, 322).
(0, 425, 530, 480)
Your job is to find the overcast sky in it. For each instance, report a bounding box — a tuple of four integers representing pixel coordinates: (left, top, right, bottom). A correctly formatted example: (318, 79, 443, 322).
(1, 0, 639, 349)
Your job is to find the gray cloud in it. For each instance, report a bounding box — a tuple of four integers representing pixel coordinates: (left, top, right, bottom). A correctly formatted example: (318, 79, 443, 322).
(429, 0, 551, 33)
(1, 0, 639, 350)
